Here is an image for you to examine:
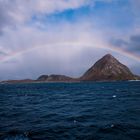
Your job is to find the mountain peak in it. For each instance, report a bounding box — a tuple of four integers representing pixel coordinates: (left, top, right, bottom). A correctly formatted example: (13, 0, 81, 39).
(93, 54, 120, 70)
(102, 54, 116, 60)
(103, 53, 113, 58)
(99, 53, 119, 62)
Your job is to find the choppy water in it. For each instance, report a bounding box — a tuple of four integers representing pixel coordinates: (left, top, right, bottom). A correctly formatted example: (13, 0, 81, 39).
(0, 81, 140, 140)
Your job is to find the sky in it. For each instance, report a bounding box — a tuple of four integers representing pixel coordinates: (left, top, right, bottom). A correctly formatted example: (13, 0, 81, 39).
(0, 0, 140, 80)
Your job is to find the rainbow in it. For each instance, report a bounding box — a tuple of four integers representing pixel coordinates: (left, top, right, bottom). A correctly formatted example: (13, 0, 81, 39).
(0, 42, 140, 63)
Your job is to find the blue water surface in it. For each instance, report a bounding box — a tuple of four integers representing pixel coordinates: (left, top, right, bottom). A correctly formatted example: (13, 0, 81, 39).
(0, 81, 140, 140)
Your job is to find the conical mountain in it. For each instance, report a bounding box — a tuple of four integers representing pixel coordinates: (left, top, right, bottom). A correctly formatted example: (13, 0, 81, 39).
(81, 54, 136, 81)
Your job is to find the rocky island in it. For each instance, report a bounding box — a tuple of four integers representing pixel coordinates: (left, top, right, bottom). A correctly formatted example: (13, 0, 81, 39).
(80, 54, 139, 81)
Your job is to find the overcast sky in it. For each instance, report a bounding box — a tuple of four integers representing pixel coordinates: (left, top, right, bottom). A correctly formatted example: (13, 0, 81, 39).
(0, 0, 140, 80)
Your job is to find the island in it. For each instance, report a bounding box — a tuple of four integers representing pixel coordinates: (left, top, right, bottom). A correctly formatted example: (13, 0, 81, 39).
(1, 54, 140, 83)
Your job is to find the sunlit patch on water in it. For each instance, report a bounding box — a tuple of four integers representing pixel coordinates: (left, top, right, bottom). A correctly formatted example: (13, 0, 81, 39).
(112, 95, 116, 98)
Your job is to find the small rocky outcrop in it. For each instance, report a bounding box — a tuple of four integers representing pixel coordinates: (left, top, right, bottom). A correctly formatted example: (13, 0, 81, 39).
(37, 74, 76, 82)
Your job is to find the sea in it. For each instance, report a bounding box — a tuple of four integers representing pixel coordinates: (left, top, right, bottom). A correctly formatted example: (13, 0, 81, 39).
(0, 81, 140, 140)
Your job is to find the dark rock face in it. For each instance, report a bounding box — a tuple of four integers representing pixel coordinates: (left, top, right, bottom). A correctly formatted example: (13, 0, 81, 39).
(81, 54, 136, 81)
(37, 74, 76, 82)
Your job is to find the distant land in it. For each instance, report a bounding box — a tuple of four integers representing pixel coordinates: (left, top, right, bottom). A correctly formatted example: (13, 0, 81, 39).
(1, 54, 140, 84)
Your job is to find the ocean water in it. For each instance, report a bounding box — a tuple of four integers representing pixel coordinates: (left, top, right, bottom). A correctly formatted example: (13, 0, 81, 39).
(0, 81, 140, 140)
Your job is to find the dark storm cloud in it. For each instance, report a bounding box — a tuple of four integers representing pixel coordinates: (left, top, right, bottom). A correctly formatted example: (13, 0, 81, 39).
(0, 0, 16, 34)
(130, 35, 140, 51)
(0, 9, 8, 33)
(131, 35, 140, 42)
(111, 39, 128, 48)
(111, 34, 140, 52)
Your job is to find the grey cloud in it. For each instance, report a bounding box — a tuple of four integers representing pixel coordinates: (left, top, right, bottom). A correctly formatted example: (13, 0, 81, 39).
(111, 39, 129, 47)
(130, 35, 140, 51)
(0, 51, 7, 56)
(111, 34, 140, 52)
(130, 35, 140, 43)
(0, 0, 19, 34)
(0, 2, 11, 33)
